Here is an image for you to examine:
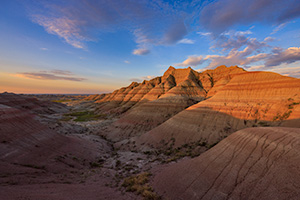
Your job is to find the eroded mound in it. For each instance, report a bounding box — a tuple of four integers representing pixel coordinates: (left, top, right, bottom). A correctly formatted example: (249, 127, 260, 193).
(153, 127, 300, 200)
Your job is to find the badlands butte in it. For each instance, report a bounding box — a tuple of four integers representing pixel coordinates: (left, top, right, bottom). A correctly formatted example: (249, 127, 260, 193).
(1, 65, 300, 200)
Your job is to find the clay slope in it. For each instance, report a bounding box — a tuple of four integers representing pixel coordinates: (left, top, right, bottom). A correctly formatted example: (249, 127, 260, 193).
(153, 127, 300, 200)
(136, 71, 300, 148)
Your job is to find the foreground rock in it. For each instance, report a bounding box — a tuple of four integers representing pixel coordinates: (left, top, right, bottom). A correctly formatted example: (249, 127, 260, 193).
(153, 127, 300, 200)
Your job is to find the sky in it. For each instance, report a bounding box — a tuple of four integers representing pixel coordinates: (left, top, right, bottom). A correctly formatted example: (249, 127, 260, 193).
(1, 0, 300, 94)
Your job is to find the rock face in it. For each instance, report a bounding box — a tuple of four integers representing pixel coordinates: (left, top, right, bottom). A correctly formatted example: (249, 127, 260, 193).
(153, 127, 300, 200)
(136, 70, 300, 149)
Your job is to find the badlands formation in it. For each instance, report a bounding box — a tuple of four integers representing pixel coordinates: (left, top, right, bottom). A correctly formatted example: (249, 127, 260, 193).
(1, 65, 300, 199)
(87, 66, 300, 149)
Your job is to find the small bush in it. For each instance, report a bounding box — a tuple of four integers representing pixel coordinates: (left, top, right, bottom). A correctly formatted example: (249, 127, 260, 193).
(122, 173, 160, 199)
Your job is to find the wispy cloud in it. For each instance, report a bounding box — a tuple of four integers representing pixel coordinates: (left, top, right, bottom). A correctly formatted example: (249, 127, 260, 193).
(235, 30, 253, 35)
(177, 43, 300, 72)
(246, 65, 265, 71)
(49, 69, 73, 76)
(15, 69, 86, 81)
(178, 38, 195, 44)
(264, 37, 275, 42)
(27, 0, 189, 51)
(211, 34, 268, 52)
(204, 48, 269, 69)
(129, 78, 142, 83)
(265, 47, 300, 67)
(124, 60, 130, 64)
(32, 15, 90, 49)
(271, 22, 289, 34)
(141, 75, 156, 80)
(129, 75, 156, 83)
(132, 48, 150, 56)
(40, 47, 48, 51)
(270, 66, 300, 78)
(175, 55, 205, 67)
(197, 32, 212, 36)
(200, 0, 300, 34)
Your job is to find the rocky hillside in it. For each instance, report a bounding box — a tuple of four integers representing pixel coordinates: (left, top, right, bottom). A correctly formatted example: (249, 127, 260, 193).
(153, 127, 300, 200)
(135, 70, 300, 149)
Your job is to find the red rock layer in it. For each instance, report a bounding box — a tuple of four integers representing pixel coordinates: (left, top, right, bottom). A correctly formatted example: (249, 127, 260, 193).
(153, 127, 300, 200)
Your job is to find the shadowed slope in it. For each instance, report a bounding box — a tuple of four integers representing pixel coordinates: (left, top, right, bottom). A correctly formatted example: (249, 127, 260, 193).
(153, 127, 300, 200)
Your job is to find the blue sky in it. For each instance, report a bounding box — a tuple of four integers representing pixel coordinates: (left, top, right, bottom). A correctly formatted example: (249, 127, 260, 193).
(1, 0, 300, 94)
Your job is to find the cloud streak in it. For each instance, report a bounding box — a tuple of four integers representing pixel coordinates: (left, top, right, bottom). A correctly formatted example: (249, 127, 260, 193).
(178, 38, 195, 44)
(16, 70, 86, 81)
(132, 48, 150, 55)
(175, 56, 205, 67)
